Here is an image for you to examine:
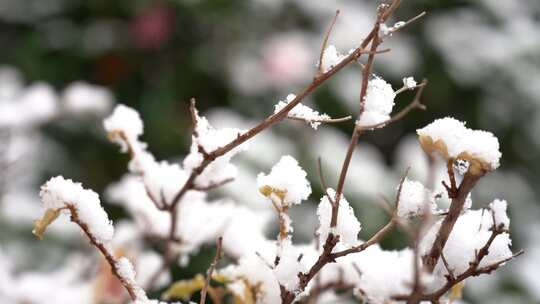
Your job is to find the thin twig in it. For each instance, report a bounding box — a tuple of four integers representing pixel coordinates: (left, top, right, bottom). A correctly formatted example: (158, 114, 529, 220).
(192, 178, 235, 191)
(67, 206, 139, 300)
(317, 157, 335, 205)
(200, 236, 223, 304)
(318, 10, 340, 76)
(287, 115, 352, 125)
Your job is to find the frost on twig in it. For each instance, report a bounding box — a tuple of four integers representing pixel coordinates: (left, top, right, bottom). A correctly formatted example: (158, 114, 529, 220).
(274, 94, 351, 129)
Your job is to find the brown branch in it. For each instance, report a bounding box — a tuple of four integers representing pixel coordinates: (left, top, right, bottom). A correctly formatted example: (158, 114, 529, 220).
(441, 159, 458, 199)
(200, 236, 223, 304)
(66, 205, 139, 301)
(423, 170, 484, 272)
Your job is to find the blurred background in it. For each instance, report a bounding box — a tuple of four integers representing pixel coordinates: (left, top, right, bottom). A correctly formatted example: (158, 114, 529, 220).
(1, 0, 539, 303)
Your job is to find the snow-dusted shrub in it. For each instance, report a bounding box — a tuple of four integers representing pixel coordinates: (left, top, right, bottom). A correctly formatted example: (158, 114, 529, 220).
(1, 1, 522, 304)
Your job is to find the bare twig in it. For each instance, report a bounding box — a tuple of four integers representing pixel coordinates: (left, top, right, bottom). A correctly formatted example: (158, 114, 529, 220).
(192, 178, 235, 191)
(317, 157, 335, 205)
(200, 237, 223, 304)
(317, 10, 340, 76)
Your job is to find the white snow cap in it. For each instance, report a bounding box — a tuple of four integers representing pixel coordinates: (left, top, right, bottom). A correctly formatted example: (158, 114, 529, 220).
(397, 178, 435, 217)
(417, 117, 502, 172)
(357, 77, 396, 128)
(321, 45, 346, 73)
(490, 199, 510, 230)
(317, 188, 361, 246)
(39, 176, 114, 244)
(103, 104, 144, 153)
(402, 77, 417, 89)
(257, 155, 311, 206)
(62, 81, 113, 116)
(274, 94, 330, 129)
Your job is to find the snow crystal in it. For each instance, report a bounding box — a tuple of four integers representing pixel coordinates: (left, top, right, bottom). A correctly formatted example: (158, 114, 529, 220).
(39, 176, 114, 244)
(490, 199, 510, 230)
(104, 104, 144, 153)
(321, 45, 346, 73)
(257, 155, 311, 206)
(397, 178, 435, 217)
(62, 81, 113, 116)
(317, 188, 361, 246)
(274, 94, 331, 129)
(357, 77, 396, 128)
(402, 76, 417, 89)
(417, 117, 501, 172)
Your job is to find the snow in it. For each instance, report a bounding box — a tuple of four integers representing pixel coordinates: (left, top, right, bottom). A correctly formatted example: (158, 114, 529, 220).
(142, 161, 188, 204)
(38, 176, 114, 244)
(257, 155, 311, 206)
(397, 178, 435, 217)
(135, 251, 171, 289)
(321, 45, 346, 73)
(274, 94, 331, 129)
(350, 245, 414, 303)
(62, 81, 113, 116)
(420, 208, 513, 290)
(0, 82, 58, 128)
(357, 77, 396, 128)
(183, 111, 247, 188)
(117, 257, 148, 301)
(417, 117, 502, 172)
(402, 76, 417, 89)
(274, 243, 307, 292)
(220, 254, 281, 303)
(489, 199, 510, 230)
(317, 188, 361, 246)
(104, 104, 144, 153)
